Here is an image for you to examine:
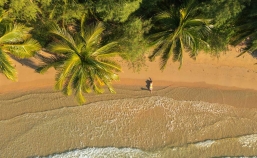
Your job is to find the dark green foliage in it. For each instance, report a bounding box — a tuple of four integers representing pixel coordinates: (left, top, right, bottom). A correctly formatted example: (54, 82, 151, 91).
(0, 0, 8, 6)
(0, 0, 257, 78)
(106, 17, 151, 70)
(91, 0, 142, 22)
(3, 0, 41, 22)
(120, 18, 151, 71)
(2, 0, 87, 23)
(148, 0, 213, 69)
(199, 0, 251, 52)
(0, 23, 41, 81)
(201, 0, 250, 28)
(0, 0, 83, 48)
(230, 0, 257, 56)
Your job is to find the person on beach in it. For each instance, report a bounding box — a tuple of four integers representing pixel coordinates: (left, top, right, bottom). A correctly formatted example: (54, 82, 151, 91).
(149, 78, 153, 93)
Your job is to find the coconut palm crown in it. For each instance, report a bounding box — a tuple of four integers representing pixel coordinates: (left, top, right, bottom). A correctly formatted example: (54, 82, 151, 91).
(148, 0, 212, 70)
(37, 22, 122, 104)
(0, 23, 41, 81)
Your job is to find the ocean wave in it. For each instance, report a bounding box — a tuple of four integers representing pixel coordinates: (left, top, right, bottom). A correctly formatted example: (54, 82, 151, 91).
(38, 147, 160, 158)
(2, 96, 257, 158)
(194, 140, 215, 148)
(238, 134, 257, 148)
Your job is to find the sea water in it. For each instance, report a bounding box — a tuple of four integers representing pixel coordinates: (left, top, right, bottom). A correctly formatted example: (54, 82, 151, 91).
(39, 147, 160, 158)
(40, 134, 257, 158)
(1, 95, 257, 157)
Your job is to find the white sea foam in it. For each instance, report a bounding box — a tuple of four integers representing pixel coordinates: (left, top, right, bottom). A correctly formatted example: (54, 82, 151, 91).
(39, 147, 160, 158)
(194, 140, 215, 148)
(191, 101, 230, 115)
(238, 134, 257, 148)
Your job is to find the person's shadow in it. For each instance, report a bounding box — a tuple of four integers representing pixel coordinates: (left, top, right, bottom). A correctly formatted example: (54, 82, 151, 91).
(141, 78, 152, 91)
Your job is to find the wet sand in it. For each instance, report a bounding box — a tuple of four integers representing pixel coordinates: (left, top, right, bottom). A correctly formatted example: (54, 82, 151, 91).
(1, 47, 257, 157)
(1, 86, 257, 157)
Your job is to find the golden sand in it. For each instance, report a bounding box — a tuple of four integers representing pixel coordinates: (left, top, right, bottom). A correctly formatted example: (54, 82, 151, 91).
(1, 47, 257, 157)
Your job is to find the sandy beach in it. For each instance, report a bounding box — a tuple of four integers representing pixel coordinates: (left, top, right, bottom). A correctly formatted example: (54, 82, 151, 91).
(1, 47, 257, 157)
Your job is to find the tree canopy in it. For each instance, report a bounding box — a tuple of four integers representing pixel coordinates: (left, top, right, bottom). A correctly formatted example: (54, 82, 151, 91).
(37, 21, 122, 104)
(148, 0, 213, 69)
(0, 13, 41, 81)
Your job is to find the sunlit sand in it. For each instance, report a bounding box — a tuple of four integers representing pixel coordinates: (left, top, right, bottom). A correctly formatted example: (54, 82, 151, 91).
(1, 47, 257, 157)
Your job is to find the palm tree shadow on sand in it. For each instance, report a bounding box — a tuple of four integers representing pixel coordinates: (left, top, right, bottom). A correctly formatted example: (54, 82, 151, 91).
(10, 55, 38, 69)
(252, 50, 257, 58)
(141, 78, 152, 91)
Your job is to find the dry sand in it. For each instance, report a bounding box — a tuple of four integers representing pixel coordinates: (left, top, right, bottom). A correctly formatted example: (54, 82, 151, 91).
(1, 47, 257, 157)
(1, 47, 257, 93)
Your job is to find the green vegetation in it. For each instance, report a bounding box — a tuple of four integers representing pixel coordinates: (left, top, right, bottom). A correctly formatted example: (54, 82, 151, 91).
(37, 20, 122, 104)
(0, 0, 256, 104)
(0, 11, 41, 81)
(148, 0, 212, 69)
(230, 0, 257, 56)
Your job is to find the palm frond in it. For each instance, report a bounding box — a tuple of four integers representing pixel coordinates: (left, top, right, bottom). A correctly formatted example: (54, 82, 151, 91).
(198, 25, 212, 39)
(172, 39, 183, 67)
(40, 20, 122, 104)
(0, 10, 9, 23)
(97, 52, 123, 58)
(183, 0, 198, 19)
(48, 41, 75, 54)
(63, 72, 77, 96)
(92, 83, 104, 94)
(231, 30, 256, 46)
(36, 55, 65, 74)
(183, 31, 208, 58)
(148, 30, 172, 44)
(184, 18, 211, 28)
(75, 86, 86, 105)
(237, 40, 257, 57)
(86, 69, 104, 94)
(155, 11, 172, 21)
(104, 81, 116, 94)
(178, 37, 184, 69)
(97, 59, 122, 72)
(64, 68, 85, 102)
(85, 23, 105, 51)
(230, 18, 257, 46)
(148, 0, 213, 70)
(75, 69, 91, 94)
(0, 23, 40, 81)
(48, 23, 78, 52)
(0, 49, 17, 81)
(37, 64, 54, 74)
(0, 24, 32, 44)
(185, 35, 198, 58)
(80, 12, 88, 38)
(3, 39, 41, 58)
(92, 42, 118, 56)
(248, 40, 257, 54)
(149, 36, 172, 61)
(55, 54, 80, 90)
(159, 42, 173, 70)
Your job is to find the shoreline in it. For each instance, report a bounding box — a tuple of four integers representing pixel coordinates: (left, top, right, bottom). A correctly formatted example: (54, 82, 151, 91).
(1, 47, 257, 157)
(1, 81, 257, 122)
(1, 84, 257, 157)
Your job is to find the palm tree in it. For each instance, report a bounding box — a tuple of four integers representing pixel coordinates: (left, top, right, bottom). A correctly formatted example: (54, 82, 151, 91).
(148, 0, 212, 70)
(0, 23, 41, 81)
(37, 22, 122, 104)
(230, 2, 257, 57)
